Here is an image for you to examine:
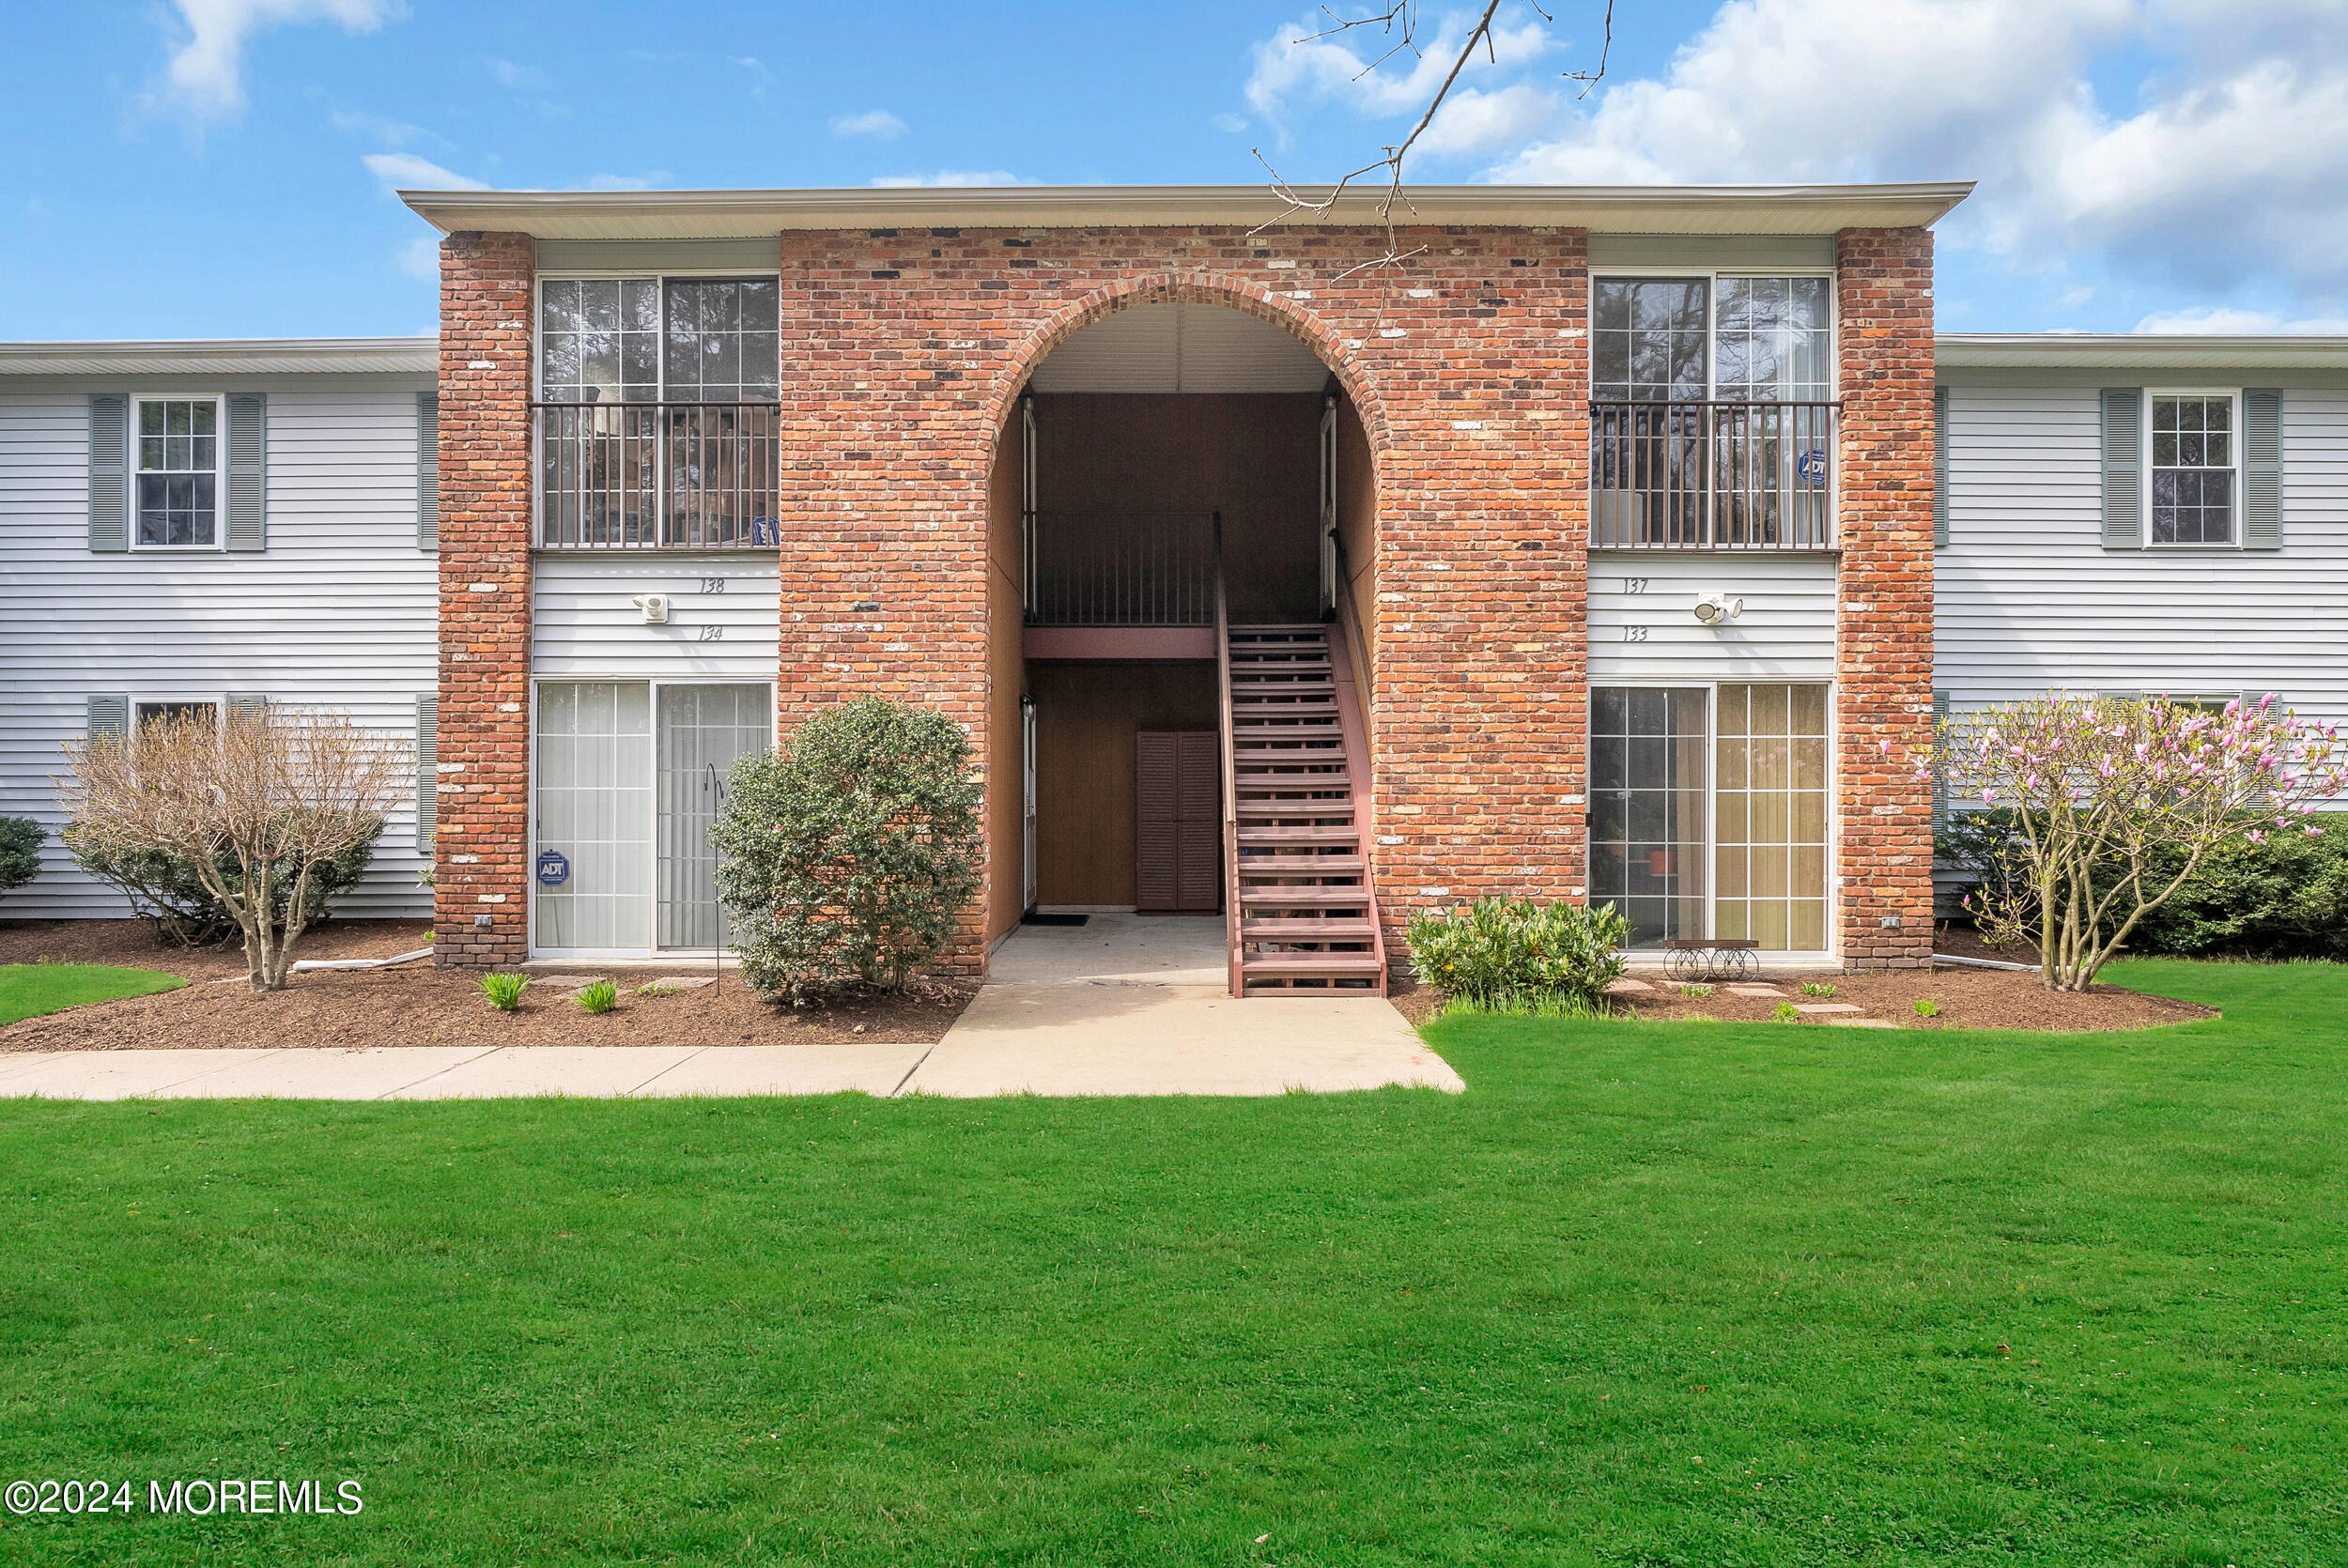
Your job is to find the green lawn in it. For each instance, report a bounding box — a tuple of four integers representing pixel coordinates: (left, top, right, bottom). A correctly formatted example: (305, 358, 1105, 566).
(0, 962, 184, 1026)
(0, 959, 2341, 1565)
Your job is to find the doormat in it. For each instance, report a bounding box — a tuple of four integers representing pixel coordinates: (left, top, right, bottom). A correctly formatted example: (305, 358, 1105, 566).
(1021, 913, 1089, 927)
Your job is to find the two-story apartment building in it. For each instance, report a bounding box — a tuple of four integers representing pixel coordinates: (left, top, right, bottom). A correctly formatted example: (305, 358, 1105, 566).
(5, 182, 2342, 993)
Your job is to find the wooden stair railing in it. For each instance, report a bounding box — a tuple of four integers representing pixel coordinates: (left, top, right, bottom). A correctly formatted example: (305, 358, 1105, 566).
(1217, 596, 1387, 997)
(1213, 552, 1242, 997)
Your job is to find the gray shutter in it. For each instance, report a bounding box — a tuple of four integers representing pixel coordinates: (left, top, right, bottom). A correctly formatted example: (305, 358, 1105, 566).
(2100, 387, 2142, 550)
(1932, 385, 1950, 548)
(1930, 690, 1951, 834)
(415, 693, 438, 848)
(416, 391, 440, 551)
(2243, 388, 2281, 549)
(225, 392, 266, 551)
(88, 394, 129, 552)
(226, 692, 269, 718)
(86, 694, 131, 738)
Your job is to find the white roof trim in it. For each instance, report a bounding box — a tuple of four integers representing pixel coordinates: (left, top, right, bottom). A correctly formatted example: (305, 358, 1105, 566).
(400, 182, 1974, 240)
(0, 338, 437, 377)
(1938, 333, 2348, 371)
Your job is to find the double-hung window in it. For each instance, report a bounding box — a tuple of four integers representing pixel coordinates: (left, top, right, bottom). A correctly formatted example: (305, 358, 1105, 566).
(2149, 392, 2235, 546)
(536, 276, 781, 547)
(134, 397, 221, 549)
(1589, 273, 1837, 548)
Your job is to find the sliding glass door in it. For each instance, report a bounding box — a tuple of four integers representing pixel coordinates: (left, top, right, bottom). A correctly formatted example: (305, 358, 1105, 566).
(533, 680, 770, 956)
(1588, 687, 1709, 946)
(1588, 682, 1832, 953)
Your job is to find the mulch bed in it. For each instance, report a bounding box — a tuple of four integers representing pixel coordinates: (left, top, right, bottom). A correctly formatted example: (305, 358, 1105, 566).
(0, 920, 976, 1053)
(1390, 930, 2217, 1033)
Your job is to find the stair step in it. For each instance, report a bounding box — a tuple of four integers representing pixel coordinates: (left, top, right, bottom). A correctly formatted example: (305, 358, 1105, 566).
(1231, 701, 1339, 716)
(1231, 656, 1330, 669)
(1236, 806, 1354, 822)
(1229, 725, 1343, 742)
(1242, 917, 1375, 941)
(1239, 854, 1365, 877)
(1233, 623, 1332, 633)
(1233, 749, 1344, 765)
(1239, 886, 1371, 907)
(1238, 823, 1358, 844)
(1242, 952, 1386, 976)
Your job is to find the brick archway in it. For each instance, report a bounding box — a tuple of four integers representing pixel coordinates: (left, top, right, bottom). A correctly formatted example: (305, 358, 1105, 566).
(981, 272, 1396, 474)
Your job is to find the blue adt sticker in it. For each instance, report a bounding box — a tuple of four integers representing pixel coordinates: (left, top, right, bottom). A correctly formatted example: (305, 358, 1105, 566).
(535, 850, 570, 887)
(1796, 447, 1828, 486)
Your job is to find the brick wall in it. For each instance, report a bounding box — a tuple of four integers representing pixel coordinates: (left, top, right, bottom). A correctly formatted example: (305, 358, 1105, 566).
(431, 231, 534, 968)
(772, 224, 1594, 971)
(430, 219, 1938, 976)
(1832, 226, 1939, 967)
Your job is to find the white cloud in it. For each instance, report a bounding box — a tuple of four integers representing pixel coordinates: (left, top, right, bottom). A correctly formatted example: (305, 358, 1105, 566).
(2134, 305, 2348, 334)
(330, 107, 426, 146)
(830, 109, 907, 140)
(363, 152, 486, 192)
(1244, 8, 1553, 146)
(160, 0, 404, 118)
(1211, 111, 1248, 133)
(1414, 83, 1557, 158)
(1483, 0, 2348, 305)
(487, 57, 544, 90)
(868, 170, 1035, 188)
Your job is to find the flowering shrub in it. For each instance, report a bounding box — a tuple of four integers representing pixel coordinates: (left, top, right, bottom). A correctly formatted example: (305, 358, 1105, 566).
(1405, 897, 1629, 1013)
(712, 697, 982, 1001)
(1937, 693, 2347, 990)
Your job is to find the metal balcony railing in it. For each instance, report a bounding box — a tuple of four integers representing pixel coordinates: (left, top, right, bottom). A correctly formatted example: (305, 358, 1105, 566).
(1590, 400, 1840, 549)
(535, 402, 781, 549)
(1024, 509, 1217, 626)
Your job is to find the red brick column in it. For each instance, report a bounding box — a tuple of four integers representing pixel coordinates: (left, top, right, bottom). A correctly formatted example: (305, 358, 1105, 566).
(1833, 226, 1937, 968)
(432, 230, 533, 968)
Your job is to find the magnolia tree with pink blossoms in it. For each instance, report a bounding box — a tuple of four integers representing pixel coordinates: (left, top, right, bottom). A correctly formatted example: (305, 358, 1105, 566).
(1938, 693, 2348, 992)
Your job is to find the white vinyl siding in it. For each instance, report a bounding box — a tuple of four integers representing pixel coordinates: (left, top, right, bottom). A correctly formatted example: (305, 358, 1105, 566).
(0, 383, 436, 917)
(1935, 380, 2348, 753)
(530, 551, 780, 679)
(1588, 551, 1837, 681)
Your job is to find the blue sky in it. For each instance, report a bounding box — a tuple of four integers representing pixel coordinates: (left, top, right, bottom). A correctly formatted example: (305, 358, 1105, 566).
(6, 1, 2345, 341)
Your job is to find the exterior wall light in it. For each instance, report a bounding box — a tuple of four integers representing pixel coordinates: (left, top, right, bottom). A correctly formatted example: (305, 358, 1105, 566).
(632, 593, 672, 624)
(1693, 593, 1745, 625)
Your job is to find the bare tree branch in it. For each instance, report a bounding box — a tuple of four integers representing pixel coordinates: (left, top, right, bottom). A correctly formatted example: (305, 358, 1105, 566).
(1253, 0, 1614, 280)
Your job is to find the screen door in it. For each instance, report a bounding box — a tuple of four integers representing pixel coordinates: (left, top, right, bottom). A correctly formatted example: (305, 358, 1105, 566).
(535, 681, 654, 951)
(656, 684, 771, 949)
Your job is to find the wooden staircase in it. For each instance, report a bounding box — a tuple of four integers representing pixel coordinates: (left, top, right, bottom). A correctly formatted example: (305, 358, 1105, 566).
(1217, 620, 1388, 995)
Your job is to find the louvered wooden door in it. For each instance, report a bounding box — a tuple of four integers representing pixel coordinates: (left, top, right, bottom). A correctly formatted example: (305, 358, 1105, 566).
(1136, 730, 1222, 913)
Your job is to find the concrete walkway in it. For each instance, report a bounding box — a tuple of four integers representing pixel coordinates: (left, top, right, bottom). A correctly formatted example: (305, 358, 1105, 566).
(895, 914, 1462, 1098)
(0, 915, 1461, 1100)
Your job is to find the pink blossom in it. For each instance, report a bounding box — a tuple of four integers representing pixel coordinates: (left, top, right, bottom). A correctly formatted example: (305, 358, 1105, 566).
(2248, 829, 2266, 845)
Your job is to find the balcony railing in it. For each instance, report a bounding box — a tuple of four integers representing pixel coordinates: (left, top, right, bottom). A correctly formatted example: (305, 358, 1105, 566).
(535, 402, 781, 549)
(1590, 400, 1839, 550)
(1024, 509, 1216, 627)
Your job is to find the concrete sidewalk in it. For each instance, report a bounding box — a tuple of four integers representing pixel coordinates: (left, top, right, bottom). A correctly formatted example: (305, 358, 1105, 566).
(0, 1042, 929, 1101)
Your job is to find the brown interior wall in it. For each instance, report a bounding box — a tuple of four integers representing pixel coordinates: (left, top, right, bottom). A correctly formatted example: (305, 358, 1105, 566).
(1032, 392, 1322, 623)
(1334, 393, 1378, 667)
(984, 415, 1026, 943)
(1031, 662, 1218, 907)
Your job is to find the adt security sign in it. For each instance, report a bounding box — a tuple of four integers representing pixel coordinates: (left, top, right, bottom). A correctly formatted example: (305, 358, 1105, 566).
(1796, 447, 1827, 486)
(535, 850, 570, 887)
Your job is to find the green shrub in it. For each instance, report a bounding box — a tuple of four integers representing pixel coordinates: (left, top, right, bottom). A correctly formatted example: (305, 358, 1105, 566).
(712, 696, 983, 1002)
(67, 831, 378, 948)
(480, 973, 529, 1011)
(575, 978, 618, 1014)
(1800, 981, 1836, 997)
(1914, 999, 1939, 1019)
(1405, 897, 1629, 1013)
(1775, 1001, 1800, 1023)
(1940, 808, 2348, 961)
(0, 817, 42, 895)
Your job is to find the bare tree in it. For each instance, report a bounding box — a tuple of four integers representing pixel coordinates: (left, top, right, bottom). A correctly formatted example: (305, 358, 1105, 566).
(1257, 0, 1616, 277)
(62, 707, 410, 992)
